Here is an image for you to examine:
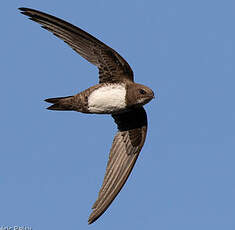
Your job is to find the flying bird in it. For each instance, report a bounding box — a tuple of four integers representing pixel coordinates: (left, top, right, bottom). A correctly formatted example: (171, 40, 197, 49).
(19, 7, 154, 224)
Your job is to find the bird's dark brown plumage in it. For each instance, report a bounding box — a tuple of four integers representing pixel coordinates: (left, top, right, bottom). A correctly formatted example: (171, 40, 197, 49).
(19, 7, 134, 84)
(88, 107, 147, 224)
(19, 7, 152, 224)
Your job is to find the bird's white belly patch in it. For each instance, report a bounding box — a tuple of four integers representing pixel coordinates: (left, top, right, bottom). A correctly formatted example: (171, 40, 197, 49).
(88, 84, 126, 113)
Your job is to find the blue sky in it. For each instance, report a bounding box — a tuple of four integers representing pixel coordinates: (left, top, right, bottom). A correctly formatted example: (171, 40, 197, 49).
(1, 0, 235, 229)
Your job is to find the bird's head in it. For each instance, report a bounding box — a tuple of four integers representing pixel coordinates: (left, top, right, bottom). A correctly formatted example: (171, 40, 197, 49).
(126, 83, 155, 107)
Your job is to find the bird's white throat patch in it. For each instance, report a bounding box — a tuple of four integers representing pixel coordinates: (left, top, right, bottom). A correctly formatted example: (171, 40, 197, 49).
(88, 84, 126, 113)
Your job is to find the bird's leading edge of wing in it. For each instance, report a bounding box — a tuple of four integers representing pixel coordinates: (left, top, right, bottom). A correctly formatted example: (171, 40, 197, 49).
(19, 7, 133, 83)
(88, 107, 147, 224)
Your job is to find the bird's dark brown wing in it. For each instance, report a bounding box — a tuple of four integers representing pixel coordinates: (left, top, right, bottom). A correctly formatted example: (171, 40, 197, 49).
(19, 8, 134, 83)
(88, 107, 147, 224)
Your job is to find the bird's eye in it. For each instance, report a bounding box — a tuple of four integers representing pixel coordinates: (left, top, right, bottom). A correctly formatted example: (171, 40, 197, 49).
(139, 89, 146, 95)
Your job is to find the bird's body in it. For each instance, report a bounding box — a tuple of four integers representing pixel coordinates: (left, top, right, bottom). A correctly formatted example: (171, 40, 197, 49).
(46, 82, 153, 114)
(19, 7, 154, 224)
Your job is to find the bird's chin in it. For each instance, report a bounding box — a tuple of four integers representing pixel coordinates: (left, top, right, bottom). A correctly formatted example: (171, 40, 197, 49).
(145, 97, 154, 104)
(137, 97, 153, 106)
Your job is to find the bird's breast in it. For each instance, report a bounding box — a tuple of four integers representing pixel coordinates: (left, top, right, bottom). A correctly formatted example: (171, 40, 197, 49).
(87, 84, 126, 114)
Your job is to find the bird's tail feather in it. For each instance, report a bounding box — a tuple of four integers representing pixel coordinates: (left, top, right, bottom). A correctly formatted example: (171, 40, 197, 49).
(45, 96, 75, 111)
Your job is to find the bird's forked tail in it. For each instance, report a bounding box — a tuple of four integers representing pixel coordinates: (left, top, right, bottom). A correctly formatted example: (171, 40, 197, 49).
(45, 96, 75, 111)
